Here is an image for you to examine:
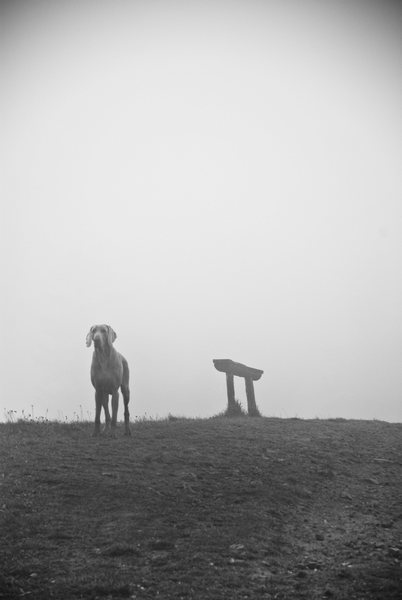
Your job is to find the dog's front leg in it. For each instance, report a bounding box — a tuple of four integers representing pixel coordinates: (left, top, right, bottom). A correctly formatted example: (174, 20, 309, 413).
(102, 394, 111, 433)
(93, 390, 104, 436)
(111, 390, 119, 436)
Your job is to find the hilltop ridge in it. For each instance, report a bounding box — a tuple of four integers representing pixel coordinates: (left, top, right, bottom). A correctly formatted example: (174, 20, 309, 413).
(1, 417, 401, 598)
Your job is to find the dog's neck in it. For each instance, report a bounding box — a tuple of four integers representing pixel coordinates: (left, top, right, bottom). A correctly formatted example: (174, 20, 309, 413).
(93, 342, 114, 362)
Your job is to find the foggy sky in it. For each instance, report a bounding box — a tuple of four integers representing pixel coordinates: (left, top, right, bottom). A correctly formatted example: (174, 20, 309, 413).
(1, 0, 402, 423)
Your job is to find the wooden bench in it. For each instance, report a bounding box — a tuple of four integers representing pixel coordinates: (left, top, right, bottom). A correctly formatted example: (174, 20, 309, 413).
(213, 359, 263, 416)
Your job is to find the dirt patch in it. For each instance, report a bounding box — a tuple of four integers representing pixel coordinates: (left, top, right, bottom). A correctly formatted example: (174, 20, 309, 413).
(0, 417, 401, 599)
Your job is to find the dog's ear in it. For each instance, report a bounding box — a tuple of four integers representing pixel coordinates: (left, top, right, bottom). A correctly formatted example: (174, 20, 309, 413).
(86, 326, 95, 347)
(107, 326, 117, 345)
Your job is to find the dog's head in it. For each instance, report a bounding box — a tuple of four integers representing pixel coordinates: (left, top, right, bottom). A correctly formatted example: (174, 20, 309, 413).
(86, 324, 117, 349)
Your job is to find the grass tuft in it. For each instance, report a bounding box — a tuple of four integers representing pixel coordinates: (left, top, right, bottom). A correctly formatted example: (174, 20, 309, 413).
(213, 399, 254, 418)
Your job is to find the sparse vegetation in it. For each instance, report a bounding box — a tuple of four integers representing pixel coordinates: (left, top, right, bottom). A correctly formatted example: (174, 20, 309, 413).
(0, 417, 401, 599)
(218, 398, 249, 418)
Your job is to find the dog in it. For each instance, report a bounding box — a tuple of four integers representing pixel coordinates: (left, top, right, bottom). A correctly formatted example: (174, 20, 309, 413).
(86, 324, 131, 436)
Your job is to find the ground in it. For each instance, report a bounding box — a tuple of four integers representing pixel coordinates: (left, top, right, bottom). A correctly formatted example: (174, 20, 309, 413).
(0, 417, 401, 599)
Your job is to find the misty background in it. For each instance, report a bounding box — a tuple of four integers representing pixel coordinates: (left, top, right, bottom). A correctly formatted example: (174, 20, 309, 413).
(1, 0, 401, 423)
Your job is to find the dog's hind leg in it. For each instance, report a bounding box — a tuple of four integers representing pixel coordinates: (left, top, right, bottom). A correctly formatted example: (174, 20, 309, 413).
(121, 384, 131, 436)
(121, 357, 131, 436)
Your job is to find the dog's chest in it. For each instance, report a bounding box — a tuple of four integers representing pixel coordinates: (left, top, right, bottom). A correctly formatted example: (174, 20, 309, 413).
(91, 355, 123, 391)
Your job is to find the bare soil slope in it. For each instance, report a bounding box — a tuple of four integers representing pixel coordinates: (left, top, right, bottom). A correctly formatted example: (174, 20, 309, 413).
(1, 417, 401, 599)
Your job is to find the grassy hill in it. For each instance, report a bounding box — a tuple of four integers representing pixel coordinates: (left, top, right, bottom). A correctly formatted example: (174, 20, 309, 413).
(1, 417, 401, 599)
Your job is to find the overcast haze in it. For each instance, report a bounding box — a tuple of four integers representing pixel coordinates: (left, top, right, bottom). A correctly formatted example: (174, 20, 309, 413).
(1, 0, 402, 423)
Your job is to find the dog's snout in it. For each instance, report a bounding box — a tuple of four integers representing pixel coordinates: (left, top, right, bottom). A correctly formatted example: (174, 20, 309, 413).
(92, 331, 102, 343)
